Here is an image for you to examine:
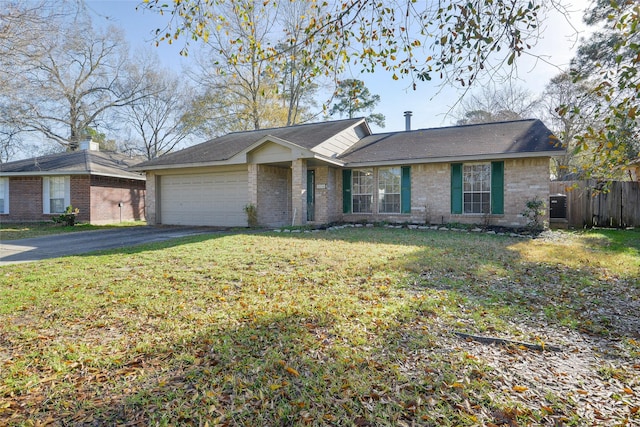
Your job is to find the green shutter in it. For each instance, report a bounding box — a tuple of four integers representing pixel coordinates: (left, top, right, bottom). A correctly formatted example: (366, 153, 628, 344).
(491, 161, 504, 215)
(451, 163, 462, 214)
(401, 166, 411, 214)
(342, 169, 352, 213)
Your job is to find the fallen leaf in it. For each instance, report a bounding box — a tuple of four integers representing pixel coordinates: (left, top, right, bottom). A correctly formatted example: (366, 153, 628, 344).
(285, 366, 300, 377)
(623, 387, 634, 395)
(512, 385, 528, 393)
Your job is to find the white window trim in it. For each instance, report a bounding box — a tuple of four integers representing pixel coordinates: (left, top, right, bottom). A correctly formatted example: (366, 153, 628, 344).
(352, 168, 373, 214)
(378, 166, 402, 214)
(43, 176, 71, 214)
(462, 163, 491, 215)
(0, 177, 8, 214)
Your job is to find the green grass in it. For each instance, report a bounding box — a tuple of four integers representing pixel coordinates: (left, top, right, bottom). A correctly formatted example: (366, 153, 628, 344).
(0, 228, 638, 426)
(0, 221, 146, 240)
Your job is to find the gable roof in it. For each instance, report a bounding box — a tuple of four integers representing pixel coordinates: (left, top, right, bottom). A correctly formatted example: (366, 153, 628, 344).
(0, 150, 146, 180)
(134, 118, 368, 170)
(132, 118, 564, 171)
(338, 119, 564, 166)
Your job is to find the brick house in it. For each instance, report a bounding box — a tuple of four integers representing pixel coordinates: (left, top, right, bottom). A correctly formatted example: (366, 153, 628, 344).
(133, 118, 564, 228)
(0, 141, 145, 224)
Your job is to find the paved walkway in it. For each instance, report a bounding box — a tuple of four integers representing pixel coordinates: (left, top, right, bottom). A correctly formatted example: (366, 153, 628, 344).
(0, 226, 219, 265)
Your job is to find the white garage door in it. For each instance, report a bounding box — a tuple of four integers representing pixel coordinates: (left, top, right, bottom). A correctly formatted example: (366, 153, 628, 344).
(160, 170, 248, 227)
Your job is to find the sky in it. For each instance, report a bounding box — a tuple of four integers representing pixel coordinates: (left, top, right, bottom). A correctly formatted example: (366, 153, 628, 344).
(86, 0, 592, 134)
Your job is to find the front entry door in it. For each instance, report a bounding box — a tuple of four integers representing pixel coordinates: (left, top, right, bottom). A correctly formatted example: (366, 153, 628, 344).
(307, 170, 315, 221)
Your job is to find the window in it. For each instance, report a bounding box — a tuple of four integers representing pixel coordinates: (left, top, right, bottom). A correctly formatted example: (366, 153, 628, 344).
(0, 177, 8, 214)
(352, 169, 373, 213)
(43, 176, 70, 214)
(343, 167, 411, 214)
(378, 167, 401, 213)
(451, 162, 504, 215)
(463, 163, 491, 214)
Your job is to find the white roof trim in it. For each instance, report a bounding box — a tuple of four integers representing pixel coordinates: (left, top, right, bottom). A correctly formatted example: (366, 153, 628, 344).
(233, 135, 316, 160)
(0, 171, 145, 180)
(133, 136, 347, 171)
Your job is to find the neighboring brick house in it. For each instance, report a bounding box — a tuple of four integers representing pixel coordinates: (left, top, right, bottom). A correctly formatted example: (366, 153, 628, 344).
(133, 118, 564, 228)
(0, 141, 146, 224)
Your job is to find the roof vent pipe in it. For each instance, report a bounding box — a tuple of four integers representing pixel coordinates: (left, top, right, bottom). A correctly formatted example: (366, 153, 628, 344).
(404, 111, 413, 131)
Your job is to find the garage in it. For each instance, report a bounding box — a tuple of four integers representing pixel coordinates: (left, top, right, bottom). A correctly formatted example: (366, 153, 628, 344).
(159, 169, 248, 227)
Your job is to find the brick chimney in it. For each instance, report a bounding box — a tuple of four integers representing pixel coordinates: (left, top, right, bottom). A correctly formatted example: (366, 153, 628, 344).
(79, 138, 100, 151)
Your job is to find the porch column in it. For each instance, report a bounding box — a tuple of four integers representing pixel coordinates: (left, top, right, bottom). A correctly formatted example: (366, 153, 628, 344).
(291, 159, 307, 226)
(146, 172, 157, 225)
(248, 163, 258, 206)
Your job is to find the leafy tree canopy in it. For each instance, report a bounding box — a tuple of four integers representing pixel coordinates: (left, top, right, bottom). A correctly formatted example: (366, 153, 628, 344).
(139, 0, 547, 88)
(565, 0, 640, 177)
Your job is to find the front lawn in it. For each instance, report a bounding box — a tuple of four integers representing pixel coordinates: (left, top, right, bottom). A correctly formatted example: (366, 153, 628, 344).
(0, 221, 146, 241)
(0, 228, 638, 426)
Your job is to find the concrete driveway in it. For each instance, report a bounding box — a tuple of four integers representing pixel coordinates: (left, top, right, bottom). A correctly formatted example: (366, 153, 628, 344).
(0, 226, 220, 265)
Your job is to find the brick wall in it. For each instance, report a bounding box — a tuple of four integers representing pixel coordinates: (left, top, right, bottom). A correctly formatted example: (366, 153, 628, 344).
(339, 158, 552, 228)
(314, 166, 347, 224)
(145, 172, 157, 225)
(89, 176, 146, 224)
(500, 158, 551, 226)
(3, 177, 47, 222)
(1, 175, 145, 224)
(71, 175, 91, 222)
(256, 165, 291, 227)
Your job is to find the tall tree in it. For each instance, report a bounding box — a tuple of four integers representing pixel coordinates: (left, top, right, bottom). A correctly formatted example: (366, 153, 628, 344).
(454, 84, 541, 125)
(274, 0, 326, 125)
(540, 72, 598, 180)
(0, 1, 61, 160)
(185, 0, 325, 133)
(119, 54, 196, 160)
(563, 0, 640, 178)
(329, 79, 385, 127)
(0, 2, 151, 152)
(192, 0, 285, 131)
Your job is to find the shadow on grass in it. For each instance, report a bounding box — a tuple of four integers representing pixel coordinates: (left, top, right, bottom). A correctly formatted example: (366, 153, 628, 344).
(271, 227, 640, 341)
(3, 227, 638, 425)
(23, 308, 514, 426)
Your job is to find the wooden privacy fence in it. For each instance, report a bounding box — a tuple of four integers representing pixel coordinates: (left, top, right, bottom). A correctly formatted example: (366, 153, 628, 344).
(549, 180, 640, 228)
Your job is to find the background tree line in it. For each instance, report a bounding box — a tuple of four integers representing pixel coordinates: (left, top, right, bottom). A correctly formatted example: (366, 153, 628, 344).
(2, 0, 638, 181)
(0, 0, 384, 162)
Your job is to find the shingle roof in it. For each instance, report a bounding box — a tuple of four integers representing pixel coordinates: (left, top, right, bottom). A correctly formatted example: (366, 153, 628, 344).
(337, 119, 563, 164)
(0, 150, 145, 180)
(135, 118, 366, 168)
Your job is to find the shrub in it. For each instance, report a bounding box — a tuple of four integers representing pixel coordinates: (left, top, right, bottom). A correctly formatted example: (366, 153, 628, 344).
(52, 205, 79, 227)
(243, 203, 258, 228)
(521, 198, 546, 232)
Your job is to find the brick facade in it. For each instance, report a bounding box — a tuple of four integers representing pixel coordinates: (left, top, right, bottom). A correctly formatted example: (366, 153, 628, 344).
(1, 175, 145, 224)
(4, 177, 47, 222)
(256, 165, 291, 227)
(339, 158, 551, 228)
(141, 157, 551, 230)
(89, 176, 145, 224)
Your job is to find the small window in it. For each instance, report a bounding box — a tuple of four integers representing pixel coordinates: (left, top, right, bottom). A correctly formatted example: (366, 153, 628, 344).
(0, 177, 7, 214)
(463, 164, 490, 214)
(352, 169, 373, 213)
(378, 167, 401, 213)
